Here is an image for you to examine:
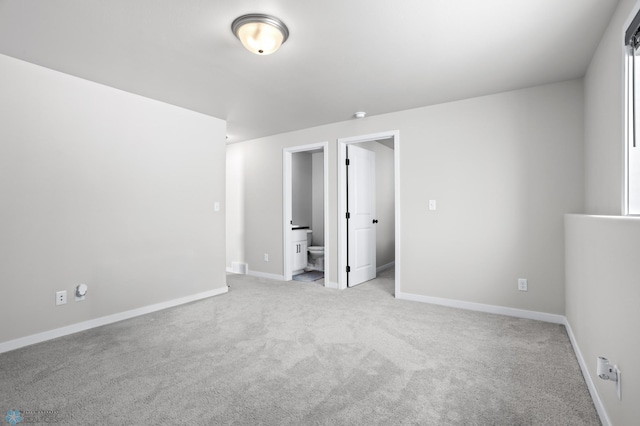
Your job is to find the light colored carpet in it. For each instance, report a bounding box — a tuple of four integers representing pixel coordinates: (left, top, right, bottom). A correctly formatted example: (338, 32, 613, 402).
(0, 269, 599, 425)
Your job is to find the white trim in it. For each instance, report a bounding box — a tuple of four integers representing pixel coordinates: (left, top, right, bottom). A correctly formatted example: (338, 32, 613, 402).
(324, 280, 339, 289)
(564, 319, 611, 426)
(247, 270, 285, 281)
(282, 142, 330, 285)
(0, 286, 228, 354)
(566, 213, 640, 221)
(377, 261, 395, 273)
(283, 149, 293, 281)
(226, 267, 248, 275)
(338, 140, 347, 289)
(395, 291, 565, 324)
(623, 40, 631, 215)
(338, 130, 400, 292)
(394, 131, 402, 298)
(622, 1, 640, 215)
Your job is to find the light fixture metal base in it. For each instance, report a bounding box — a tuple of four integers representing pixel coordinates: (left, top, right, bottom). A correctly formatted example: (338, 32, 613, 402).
(231, 14, 289, 55)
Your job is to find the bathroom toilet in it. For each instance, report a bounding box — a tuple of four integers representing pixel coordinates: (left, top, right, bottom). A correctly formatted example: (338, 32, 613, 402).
(306, 231, 324, 271)
(308, 246, 324, 271)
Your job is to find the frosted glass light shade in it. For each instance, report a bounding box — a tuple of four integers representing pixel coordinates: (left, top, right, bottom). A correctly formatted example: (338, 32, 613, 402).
(232, 14, 289, 55)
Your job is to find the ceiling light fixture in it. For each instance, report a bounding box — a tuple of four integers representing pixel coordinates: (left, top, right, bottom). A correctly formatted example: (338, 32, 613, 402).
(354, 112, 367, 119)
(231, 14, 289, 55)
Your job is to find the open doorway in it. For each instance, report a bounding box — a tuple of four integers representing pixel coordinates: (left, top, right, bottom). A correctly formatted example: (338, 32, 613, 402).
(283, 142, 329, 284)
(338, 131, 400, 295)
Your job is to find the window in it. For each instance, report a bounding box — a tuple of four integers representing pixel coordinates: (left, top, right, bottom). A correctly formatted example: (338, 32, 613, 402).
(625, 9, 640, 214)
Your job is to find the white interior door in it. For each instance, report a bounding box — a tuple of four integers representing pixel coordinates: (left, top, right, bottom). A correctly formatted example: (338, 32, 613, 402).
(347, 144, 376, 287)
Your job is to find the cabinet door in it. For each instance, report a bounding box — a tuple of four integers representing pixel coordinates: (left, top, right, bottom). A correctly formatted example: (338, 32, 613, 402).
(292, 241, 307, 271)
(299, 241, 307, 269)
(292, 242, 301, 271)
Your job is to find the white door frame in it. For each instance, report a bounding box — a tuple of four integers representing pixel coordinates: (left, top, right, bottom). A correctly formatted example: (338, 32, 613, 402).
(283, 142, 330, 283)
(338, 130, 401, 295)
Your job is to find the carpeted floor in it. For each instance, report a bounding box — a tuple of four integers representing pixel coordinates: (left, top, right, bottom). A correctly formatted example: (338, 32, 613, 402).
(0, 268, 599, 425)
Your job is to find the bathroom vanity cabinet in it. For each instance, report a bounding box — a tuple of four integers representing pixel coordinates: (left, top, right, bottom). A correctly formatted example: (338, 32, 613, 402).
(292, 229, 308, 272)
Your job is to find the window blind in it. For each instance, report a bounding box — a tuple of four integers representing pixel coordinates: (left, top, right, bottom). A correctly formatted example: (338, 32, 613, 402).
(625, 8, 640, 46)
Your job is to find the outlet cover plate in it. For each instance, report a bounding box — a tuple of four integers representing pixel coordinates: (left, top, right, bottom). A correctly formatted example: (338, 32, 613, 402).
(56, 290, 67, 305)
(518, 278, 528, 292)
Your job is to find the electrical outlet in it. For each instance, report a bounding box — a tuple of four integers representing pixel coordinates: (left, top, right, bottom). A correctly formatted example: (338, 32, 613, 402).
(518, 278, 528, 292)
(55, 290, 67, 305)
(264, 253, 269, 262)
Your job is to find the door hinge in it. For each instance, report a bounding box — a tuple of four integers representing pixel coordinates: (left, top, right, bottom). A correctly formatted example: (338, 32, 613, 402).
(345, 159, 350, 166)
(346, 266, 351, 273)
(346, 212, 350, 219)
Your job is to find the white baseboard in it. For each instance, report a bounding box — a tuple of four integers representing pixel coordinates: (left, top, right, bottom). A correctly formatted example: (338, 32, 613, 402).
(395, 291, 566, 324)
(324, 280, 339, 289)
(247, 270, 285, 281)
(377, 261, 395, 273)
(0, 286, 228, 354)
(564, 319, 610, 426)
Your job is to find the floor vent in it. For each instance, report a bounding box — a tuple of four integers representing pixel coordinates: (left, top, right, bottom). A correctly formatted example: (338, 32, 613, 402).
(231, 262, 248, 274)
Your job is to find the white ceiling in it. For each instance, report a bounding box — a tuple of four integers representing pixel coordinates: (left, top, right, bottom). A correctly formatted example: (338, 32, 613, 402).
(0, 0, 619, 142)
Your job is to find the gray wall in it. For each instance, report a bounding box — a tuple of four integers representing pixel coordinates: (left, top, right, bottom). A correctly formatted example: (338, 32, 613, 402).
(565, 215, 640, 425)
(292, 152, 312, 227)
(226, 145, 245, 270)
(226, 79, 583, 315)
(570, 0, 640, 424)
(0, 54, 227, 343)
(584, 0, 635, 215)
(311, 152, 324, 246)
